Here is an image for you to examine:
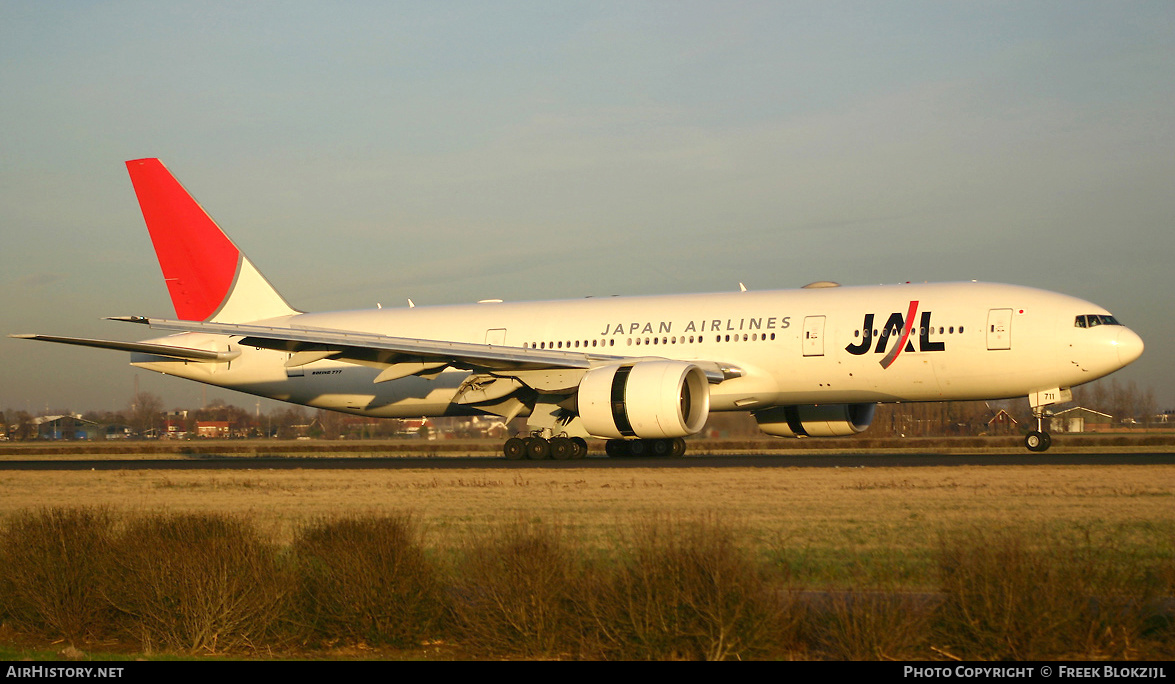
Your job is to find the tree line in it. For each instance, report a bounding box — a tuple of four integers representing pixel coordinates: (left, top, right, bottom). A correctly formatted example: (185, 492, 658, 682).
(3, 377, 1167, 441)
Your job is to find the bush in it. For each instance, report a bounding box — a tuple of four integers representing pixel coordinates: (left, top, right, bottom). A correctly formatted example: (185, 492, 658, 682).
(449, 520, 590, 658)
(292, 514, 444, 648)
(108, 513, 288, 654)
(801, 590, 932, 660)
(0, 507, 117, 642)
(589, 516, 780, 660)
(935, 527, 1163, 660)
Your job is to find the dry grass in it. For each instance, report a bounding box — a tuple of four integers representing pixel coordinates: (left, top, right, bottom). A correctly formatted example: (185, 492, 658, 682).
(0, 465, 1172, 590)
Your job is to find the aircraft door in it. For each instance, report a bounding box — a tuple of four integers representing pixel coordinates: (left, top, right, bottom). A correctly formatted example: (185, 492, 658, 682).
(803, 316, 826, 357)
(485, 328, 507, 346)
(986, 309, 1012, 350)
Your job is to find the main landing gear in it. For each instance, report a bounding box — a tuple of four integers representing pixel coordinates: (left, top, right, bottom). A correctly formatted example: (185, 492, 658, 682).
(503, 435, 588, 460)
(501, 435, 688, 459)
(605, 438, 687, 458)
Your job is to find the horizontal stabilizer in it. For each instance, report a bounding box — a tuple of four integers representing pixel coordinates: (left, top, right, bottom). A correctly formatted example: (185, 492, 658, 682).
(9, 334, 240, 363)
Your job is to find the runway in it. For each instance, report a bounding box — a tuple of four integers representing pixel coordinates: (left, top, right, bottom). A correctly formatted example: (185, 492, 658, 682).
(2, 451, 1173, 470)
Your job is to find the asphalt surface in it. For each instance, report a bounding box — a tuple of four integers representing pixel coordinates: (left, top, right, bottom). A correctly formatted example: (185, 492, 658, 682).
(2, 452, 1173, 470)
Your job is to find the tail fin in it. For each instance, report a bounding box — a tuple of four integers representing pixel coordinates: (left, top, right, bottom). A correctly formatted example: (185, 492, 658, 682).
(125, 158, 299, 322)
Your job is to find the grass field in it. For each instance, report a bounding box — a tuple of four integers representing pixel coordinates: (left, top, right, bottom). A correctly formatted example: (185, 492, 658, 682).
(2, 461, 1172, 589)
(2, 438, 1173, 659)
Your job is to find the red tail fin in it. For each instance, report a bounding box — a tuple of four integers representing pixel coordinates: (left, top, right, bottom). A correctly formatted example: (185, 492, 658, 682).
(126, 159, 296, 322)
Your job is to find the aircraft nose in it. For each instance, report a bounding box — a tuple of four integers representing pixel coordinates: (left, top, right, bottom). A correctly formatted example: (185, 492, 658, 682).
(1115, 327, 1144, 367)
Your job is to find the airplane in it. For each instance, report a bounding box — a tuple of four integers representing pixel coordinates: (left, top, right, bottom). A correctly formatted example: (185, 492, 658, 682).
(12, 158, 1144, 458)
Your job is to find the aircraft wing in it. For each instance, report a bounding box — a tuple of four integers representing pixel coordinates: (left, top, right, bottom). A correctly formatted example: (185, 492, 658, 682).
(112, 317, 739, 383)
(8, 334, 240, 363)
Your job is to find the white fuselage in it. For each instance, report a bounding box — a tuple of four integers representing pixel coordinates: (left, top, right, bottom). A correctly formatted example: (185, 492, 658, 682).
(131, 281, 1143, 420)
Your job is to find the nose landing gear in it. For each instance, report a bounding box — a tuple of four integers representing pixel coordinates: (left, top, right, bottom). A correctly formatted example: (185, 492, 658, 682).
(1024, 429, 1052, 452)
(1025, 404, 1053, 452)
(1024, 388, 1069, 453)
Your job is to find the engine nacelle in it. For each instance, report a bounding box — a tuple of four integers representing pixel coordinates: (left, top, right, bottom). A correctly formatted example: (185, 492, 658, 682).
(578, 361, 710, 439)
(753, 403, 876, 438)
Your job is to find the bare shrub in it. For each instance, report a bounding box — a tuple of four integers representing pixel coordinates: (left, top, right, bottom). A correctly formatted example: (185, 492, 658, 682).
(108, 513, 288, 654)
(801, 590, 932, 660)
(0, 507, 117, 642)
(935, 527, 1164, 660)
(590, 516, 780, 660)
(292, 514, 444, 648)
(449, 520, 589, 658)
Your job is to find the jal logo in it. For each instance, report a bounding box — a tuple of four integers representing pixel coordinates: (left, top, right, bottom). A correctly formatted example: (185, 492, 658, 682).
(845, 300, 944, 369)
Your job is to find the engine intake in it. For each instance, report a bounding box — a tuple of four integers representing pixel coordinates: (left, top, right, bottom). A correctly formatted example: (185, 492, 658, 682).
(578, 361, 710, 439)
(754, 403, 876, 438)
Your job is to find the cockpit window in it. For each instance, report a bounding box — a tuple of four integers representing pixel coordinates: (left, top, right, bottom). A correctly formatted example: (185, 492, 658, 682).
(1075, 314, 1121, 328)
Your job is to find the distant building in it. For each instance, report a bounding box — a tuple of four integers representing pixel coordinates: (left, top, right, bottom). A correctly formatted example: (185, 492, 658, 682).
(196, 421, 231, 438)
(986, 409, 1019, 435)
(163, 410, 189, 439)
(400, 418, 432, 438)
(34, 415, 103, 440)
(105, 424, 133, 440)
(1050, 407, 1112, 433)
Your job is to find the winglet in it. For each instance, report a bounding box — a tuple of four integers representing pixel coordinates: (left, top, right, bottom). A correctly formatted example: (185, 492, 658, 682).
(125, 158, 298, 322)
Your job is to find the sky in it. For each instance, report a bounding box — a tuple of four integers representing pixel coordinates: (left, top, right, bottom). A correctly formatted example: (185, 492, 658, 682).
(2, 1, 1173, 415)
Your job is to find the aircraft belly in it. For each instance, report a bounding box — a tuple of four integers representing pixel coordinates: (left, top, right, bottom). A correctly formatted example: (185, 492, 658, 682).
(279, 366, 468, 416)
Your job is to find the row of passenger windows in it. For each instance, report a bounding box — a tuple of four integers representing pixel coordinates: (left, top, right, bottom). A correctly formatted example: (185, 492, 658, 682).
(524, 339, 615, 349)
(521, 333, 779, 350)
(853, 326, 964, 338)
(512, 316, 1124, 350)
(629, 333, 776, 346)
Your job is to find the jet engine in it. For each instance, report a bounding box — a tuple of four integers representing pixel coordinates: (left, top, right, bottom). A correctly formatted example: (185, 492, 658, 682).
(577, 361, 710, 439)
(753, 403, 876, 438)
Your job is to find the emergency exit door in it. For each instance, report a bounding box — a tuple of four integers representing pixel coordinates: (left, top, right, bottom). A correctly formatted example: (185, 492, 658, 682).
(986, 309, 1012, 350)
(803, 316, 826, 357)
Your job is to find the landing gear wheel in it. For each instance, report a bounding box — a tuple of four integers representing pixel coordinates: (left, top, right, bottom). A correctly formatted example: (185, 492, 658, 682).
(1025, 431, 1052, 453)
(650, 439, 671, 457)
(503, 437, 527, 460)
(670, 437, 687, 458)
(526, 437, 551, 460)
(605, 439, 628, 458)
(571, 437, 588, 459)
(627, 439, 648, 457)
(549, 437, 574, 460)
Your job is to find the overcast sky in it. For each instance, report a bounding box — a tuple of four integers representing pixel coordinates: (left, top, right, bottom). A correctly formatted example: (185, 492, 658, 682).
(2, 1, 1172, 415)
